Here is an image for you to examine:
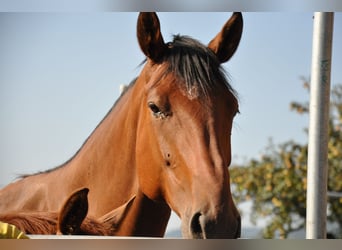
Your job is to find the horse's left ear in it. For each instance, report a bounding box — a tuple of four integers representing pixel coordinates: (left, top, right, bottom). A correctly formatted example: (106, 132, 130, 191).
(137, 12, 168, 63)
(208, 12, 243, 63)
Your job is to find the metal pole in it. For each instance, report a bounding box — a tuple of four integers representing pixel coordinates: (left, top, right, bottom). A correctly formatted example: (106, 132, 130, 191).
(306, 12, 334, 239)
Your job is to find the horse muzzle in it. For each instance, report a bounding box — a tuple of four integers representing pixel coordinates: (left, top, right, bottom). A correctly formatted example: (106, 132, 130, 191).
(182, 211, 241, 239)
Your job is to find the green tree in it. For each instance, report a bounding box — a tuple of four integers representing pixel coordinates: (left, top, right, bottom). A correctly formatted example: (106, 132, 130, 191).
(231, 79, 342, 238)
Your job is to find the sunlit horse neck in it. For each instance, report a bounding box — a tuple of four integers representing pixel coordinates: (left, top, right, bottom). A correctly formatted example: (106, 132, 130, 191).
(0, 12, 243, 238)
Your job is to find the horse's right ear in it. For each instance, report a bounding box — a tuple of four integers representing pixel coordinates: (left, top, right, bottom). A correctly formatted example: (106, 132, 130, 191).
(137, 12, 168, 63)
(57, 188, 89, 235)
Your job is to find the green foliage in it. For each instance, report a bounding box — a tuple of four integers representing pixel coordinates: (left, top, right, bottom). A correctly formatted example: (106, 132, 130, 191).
(231, 80, 342, 238)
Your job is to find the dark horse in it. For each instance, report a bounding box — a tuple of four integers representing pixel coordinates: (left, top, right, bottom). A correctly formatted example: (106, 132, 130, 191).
(0, 12, 243, 238)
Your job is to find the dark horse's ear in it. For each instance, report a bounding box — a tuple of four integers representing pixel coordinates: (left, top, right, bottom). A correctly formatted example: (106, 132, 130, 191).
(137, 12, 168, 63)
(57, 187, 89, 235)
(208, 12, 243, 63)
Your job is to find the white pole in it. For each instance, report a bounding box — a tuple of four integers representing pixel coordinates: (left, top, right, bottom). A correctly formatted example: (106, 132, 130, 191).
(306, 12, 334, 239)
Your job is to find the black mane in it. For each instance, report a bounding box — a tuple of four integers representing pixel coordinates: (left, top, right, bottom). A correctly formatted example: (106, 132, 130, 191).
(164, 35, 236, 98)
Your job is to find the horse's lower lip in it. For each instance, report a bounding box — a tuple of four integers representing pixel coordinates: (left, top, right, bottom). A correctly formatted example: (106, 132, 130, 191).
(235, 216, 241, 238)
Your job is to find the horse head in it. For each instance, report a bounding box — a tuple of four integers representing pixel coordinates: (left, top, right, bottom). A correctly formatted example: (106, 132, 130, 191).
(134, 12, 243, 239)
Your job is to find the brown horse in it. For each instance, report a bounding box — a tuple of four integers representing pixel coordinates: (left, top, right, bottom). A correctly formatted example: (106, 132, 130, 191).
(0, 12, 243, 238)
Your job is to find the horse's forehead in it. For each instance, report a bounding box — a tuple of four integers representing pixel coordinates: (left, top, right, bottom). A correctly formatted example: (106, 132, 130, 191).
(159, 74, 235, 105)
(143, 59, 238, 116)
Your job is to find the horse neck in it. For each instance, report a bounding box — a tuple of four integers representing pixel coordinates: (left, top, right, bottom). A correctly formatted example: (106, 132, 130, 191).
(0, 81, 142, 216)
(63, 83, 144, 216)
(112, 190, 171, 237)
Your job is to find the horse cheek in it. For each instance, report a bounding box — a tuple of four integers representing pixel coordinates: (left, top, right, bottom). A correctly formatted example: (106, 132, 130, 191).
(136, 124, 164, 201)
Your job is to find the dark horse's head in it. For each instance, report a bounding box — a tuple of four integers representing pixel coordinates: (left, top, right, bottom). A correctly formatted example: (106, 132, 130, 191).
(134, 12, 243, 238)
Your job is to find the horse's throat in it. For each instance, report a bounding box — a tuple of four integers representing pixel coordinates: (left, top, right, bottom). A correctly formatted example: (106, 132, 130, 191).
(115, 190, 171, 237)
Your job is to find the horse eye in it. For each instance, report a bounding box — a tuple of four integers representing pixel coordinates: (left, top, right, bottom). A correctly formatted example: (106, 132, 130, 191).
(148, 102, 161, 114)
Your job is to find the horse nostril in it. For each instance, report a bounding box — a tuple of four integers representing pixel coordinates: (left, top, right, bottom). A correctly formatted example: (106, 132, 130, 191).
(190, 212, 204, 239)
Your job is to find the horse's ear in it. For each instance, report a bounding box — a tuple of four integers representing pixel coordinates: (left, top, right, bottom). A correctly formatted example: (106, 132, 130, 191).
(137, 12, 168, 62)
(208, 12, 243, 63)
(57, 188, 89, 235)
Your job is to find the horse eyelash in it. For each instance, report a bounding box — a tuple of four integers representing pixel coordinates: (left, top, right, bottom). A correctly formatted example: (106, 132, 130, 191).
(148, 102, 161, 114)
(148, 102, 168, 119)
